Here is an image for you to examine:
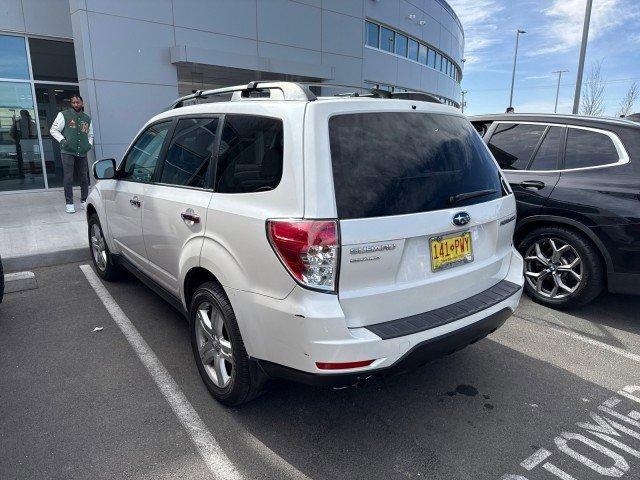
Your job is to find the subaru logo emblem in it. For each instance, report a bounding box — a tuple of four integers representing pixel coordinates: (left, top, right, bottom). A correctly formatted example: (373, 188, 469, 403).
(452, 211, 471, 226)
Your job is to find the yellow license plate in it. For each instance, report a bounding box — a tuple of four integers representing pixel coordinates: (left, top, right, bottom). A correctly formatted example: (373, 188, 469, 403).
(430, 231, 473, 272)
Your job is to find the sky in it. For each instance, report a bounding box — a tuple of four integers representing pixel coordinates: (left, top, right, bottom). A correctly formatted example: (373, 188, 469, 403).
(448, 0, 640, 116)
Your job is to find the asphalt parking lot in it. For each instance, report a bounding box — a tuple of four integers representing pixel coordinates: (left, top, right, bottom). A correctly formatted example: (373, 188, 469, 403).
(1, 262, 639, 480)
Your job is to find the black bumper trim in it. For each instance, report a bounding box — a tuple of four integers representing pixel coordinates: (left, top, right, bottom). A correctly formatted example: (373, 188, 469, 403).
(364, 280, 521, 340)
(256, 306, 514, 387)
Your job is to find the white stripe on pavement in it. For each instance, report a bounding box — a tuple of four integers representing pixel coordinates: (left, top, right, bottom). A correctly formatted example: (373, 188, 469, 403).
(80, 264, 242, 480)
(516, 315, 640, 363)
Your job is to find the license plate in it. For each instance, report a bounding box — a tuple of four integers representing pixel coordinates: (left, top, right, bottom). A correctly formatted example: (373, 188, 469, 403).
(430, 231, 473, 272)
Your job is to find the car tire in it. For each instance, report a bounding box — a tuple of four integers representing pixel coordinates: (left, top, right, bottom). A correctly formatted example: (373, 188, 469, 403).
(190, 281, 266, 406)
(518, 225, 604, 309)
(88, 213, 120, 281)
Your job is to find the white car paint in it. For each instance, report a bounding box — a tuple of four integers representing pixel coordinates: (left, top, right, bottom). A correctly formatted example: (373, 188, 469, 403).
(87, 94, 524, 377)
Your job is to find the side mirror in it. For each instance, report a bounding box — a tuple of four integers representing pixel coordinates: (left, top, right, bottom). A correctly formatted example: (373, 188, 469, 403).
(93, 158, 116, 180)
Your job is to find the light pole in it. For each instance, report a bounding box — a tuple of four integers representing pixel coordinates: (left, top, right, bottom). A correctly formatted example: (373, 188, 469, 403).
(461, 90, 468, 113)
(573, 0, 593, 114)
(508, 29, 526, 110)
(552, 70, 569, 113)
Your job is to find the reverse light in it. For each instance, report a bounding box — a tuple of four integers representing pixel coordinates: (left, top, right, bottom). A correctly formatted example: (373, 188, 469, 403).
(267, 219, 339, 292)
(315, 360, 375, 370)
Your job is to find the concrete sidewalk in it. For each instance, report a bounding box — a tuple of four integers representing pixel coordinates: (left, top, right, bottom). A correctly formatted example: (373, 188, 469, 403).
(0, 189, 90, 271)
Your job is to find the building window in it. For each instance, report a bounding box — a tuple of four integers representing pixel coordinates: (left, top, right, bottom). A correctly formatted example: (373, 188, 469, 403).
(28, 38, 78, 83)
(0, 35, 30, 80)
(408, 39, 419, 61)
(0, 33, 79, 192)
(380, 26, 395, 53)
(427, 48, 436, 68)
(418, 44, 428, 65)
(365, 21, 379, 48)
(395, 33, 407, 57)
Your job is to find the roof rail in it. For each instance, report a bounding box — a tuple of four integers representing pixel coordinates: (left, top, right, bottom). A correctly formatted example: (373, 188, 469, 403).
(168, 81, 317, 109)
(369, 88, 443, 104)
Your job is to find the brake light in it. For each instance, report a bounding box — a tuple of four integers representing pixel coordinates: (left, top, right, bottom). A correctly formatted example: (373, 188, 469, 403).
(267, 219, 339, 292)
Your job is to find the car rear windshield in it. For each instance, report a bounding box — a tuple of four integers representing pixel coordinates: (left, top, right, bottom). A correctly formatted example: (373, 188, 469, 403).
(328, 112, 503, 219)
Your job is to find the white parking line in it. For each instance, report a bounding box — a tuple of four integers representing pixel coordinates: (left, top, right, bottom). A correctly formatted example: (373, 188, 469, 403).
(515, 315, 640, 363)
(80, 264, 242, 480)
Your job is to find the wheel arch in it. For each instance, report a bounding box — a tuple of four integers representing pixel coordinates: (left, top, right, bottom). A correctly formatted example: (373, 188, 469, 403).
(515, 215, 613, 274)
(183, 267, 224, 313)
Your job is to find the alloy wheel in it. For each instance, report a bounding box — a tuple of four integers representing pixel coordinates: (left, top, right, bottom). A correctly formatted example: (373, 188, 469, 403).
(195, 301, 234, 388)
(524, 237, 583, 299)
(90, 223, 108, 272)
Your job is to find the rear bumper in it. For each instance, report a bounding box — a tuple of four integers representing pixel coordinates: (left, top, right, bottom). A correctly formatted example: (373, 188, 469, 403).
(227, 247, 524, 379)
(257, 306, 514, 387)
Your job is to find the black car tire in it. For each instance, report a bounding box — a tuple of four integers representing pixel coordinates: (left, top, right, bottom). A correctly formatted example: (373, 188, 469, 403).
(190, 281, 266, 406)
(0, 255, 4, 304)
(519, 225, 604, 309)
(88, 214, 120, 281)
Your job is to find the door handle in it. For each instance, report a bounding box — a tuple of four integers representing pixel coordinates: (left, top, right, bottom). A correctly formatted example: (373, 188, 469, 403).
(181, 211, 200, 224)
(520, 180, 545, 190)
(129, 196, 141, 207)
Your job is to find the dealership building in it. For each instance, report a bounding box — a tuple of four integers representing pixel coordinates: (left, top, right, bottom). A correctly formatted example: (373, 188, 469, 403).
(0, 0, 464, 193)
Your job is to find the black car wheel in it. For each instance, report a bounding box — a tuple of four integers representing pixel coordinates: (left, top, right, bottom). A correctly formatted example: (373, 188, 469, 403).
(190, 281, 266, 406)
(519, 225, 604, 309)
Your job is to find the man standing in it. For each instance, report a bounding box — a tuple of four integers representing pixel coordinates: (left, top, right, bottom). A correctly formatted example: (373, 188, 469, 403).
(50, 94, 93, 213)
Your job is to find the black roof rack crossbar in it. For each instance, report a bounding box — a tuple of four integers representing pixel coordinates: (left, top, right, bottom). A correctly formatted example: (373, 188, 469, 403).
(168, 81, 317, 109)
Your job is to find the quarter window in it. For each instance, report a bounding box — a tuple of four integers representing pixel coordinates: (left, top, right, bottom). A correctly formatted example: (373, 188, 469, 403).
(564, 128, 620, 169)
(160, 118, 219, 188)
(121, 122, 171, 183)
(488, 123, 546, 170)
(215, 115, 283, 194)
(365, 21, 379, 48)
(529, 127, 563, 171)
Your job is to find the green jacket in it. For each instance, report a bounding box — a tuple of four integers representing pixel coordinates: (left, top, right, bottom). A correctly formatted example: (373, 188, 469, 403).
(60, 109, 92, 157)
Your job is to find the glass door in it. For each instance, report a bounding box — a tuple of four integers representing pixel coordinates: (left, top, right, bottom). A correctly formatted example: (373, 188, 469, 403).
(35, 84, 81, 188)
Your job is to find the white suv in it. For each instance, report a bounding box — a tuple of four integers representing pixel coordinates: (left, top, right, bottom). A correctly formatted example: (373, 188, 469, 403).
(87, 82, 524, 406)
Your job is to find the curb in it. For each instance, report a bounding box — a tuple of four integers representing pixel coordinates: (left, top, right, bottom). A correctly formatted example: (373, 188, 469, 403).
(3, 247, 91, 272)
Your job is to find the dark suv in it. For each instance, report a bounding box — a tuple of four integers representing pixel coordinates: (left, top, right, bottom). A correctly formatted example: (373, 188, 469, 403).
(472, 114, 640, 308)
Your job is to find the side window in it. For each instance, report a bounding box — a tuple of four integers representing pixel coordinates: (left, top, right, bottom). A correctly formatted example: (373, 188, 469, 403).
(160, 117, 219, 188)
(565, 128, 620, 169)
(215, 115, 283, 194)
(529, 126, 563, 171)
(488, 123, 546, 170)
(121, 122, 171, 182)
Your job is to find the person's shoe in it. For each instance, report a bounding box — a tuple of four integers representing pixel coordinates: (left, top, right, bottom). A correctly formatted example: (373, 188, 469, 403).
(79, 201, 86, 210)
(66, 204, 75, 214)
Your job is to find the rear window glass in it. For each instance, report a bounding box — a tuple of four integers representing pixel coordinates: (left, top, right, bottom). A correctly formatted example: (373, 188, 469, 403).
(565, 128, 620, 169)
(328, 112, 503, 219)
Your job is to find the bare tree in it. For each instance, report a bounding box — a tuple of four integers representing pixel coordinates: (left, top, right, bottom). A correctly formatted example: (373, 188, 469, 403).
(617, 82, 639, 117)
(580, 60, 606, 116)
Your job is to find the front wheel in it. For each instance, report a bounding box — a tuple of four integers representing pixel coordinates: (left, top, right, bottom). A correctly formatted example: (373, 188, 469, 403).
(88, 214, 120, 281)
(190, 282, 266, 406)
(519, 225, 604, 309)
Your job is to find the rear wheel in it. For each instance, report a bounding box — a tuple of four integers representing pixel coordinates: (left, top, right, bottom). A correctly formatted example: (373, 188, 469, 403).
(88, 214, 120, 281)
(519, 225, 604, 309)
(190, 281, 265, 406)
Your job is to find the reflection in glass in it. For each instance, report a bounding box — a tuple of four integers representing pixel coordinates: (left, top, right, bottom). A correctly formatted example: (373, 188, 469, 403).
(0, 35, 29, 80)
(0, 82, 44, 191)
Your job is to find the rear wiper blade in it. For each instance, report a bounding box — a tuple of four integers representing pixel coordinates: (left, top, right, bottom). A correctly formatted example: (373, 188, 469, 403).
(448, 189, 497, 205)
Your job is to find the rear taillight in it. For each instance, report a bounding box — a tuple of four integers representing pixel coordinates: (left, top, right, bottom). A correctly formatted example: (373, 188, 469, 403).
(267, 219, 339, 292)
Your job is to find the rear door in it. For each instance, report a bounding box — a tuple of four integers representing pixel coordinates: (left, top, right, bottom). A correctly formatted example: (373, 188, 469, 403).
(141, 116, 219, 295)
(324, 110, 516, 328)
(487, 122, 562, 218)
